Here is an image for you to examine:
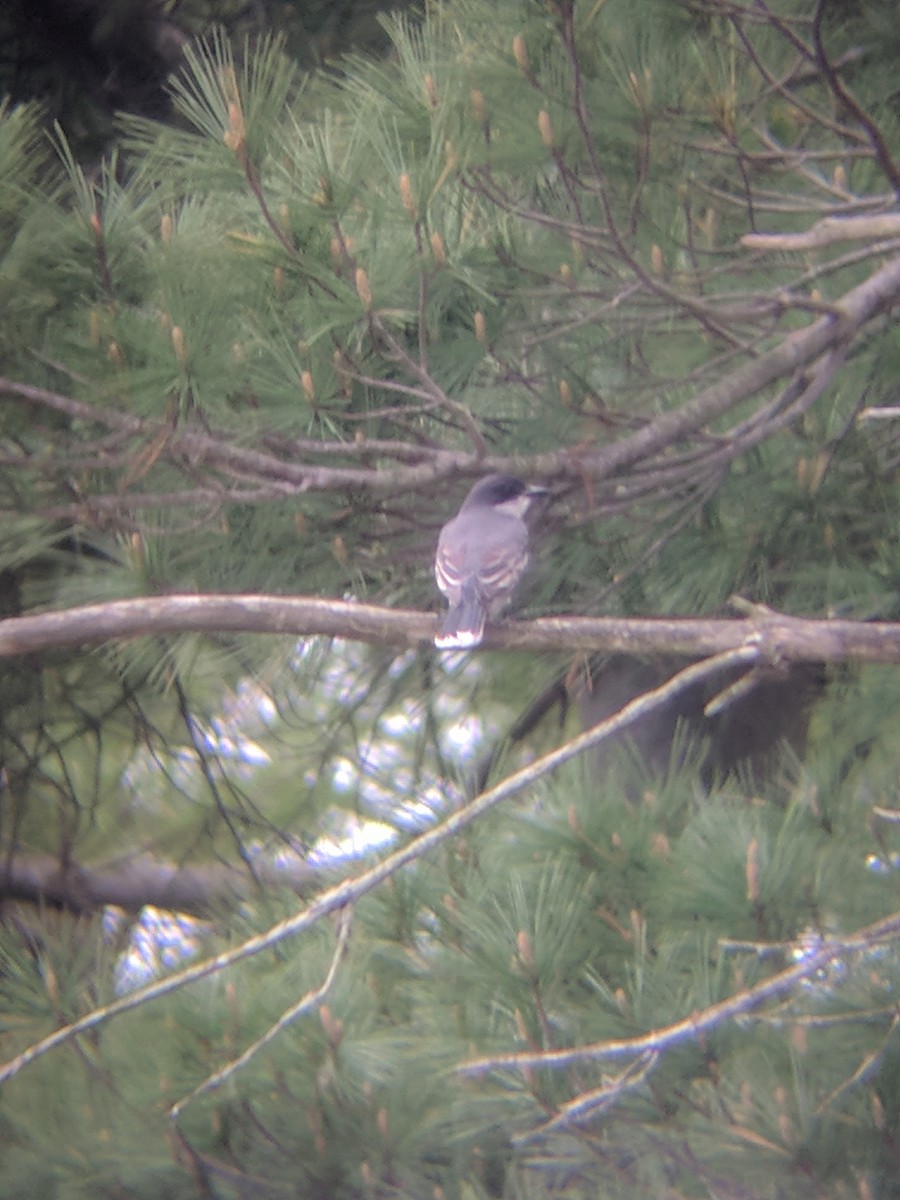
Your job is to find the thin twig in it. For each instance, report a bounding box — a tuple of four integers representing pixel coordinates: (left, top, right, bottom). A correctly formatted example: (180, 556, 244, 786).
(809, 0, 900, 196)
(169, 907, 353, 1118)
(814, 1013, 900, 1117)
(0, 647, 761, 1088)
(512, 1050, 660, 1145)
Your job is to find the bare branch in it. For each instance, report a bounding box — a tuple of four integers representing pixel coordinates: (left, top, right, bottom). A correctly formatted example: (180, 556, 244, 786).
(169, 907, 353, 1119)
(742, 215, 900, 251)
(1, 593, 899, 664)
(572, 252, 900, 480)
(512, 1051, 661, 1145)
(0, 847, 317, 918)
(459, 907, 900, 1078)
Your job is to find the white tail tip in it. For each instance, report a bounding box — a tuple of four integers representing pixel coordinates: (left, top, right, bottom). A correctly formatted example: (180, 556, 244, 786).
(434, 629, 483, 650)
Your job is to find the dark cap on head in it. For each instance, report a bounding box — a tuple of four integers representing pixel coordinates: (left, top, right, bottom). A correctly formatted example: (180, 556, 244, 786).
(460, 474, 544, 509)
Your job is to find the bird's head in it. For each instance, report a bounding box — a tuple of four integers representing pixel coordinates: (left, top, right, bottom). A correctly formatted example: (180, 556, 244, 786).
(460, 474, 548, 519)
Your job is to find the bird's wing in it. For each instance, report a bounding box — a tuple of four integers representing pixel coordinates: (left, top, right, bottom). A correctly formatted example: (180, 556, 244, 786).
(475, 543, 529, 597)
(435, 513, 528, 602)
(434, 535, 466, 601)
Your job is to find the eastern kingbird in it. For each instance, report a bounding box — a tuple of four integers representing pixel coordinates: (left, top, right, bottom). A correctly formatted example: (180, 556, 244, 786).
(433, 474, 546, 649)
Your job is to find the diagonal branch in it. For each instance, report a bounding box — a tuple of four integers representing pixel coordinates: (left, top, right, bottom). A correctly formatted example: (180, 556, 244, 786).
(568, 253, 900, 480)
(2, 254, 898, 516)
(0, 647, 769, 1087)
(808, 0, 900, 196)
(459, 907, 900, 1078)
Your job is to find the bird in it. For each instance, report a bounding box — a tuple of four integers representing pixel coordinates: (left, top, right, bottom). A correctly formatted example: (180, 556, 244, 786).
(433, 473, 546, 649)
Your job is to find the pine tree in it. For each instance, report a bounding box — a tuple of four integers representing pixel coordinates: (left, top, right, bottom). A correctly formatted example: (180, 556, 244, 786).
(1, 1, 899, 1196)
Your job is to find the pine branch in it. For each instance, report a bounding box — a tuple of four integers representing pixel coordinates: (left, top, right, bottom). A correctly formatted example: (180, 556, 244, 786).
(460, 907, 900, 1125)
(742, 215, 900, 251)
(571, 252, 900, 481)
(0, 847, 317, 918)
(0, 647, 769, 1087)
(2, 251, 897, 529)
(169, 908, 352, 1119)
(808, 0, 900, 196)
(1, 593, 899, 664)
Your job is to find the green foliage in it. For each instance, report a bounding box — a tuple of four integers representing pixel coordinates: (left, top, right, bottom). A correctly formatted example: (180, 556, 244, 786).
(8, 738, 898, 1198)
(0, 0, 899, 1196)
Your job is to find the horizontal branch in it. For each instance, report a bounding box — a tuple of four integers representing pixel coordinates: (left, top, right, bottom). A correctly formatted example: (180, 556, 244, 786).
(1, 593, 899, 664)
(741, 214, 900, 250)
(0, 848, 317, 919)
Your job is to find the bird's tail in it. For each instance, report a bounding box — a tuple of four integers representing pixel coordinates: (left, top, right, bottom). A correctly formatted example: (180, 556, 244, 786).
(435, 582, 487, 649)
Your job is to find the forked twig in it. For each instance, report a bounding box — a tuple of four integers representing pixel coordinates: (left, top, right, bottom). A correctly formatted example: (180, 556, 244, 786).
(168, 907, 353, 1119)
